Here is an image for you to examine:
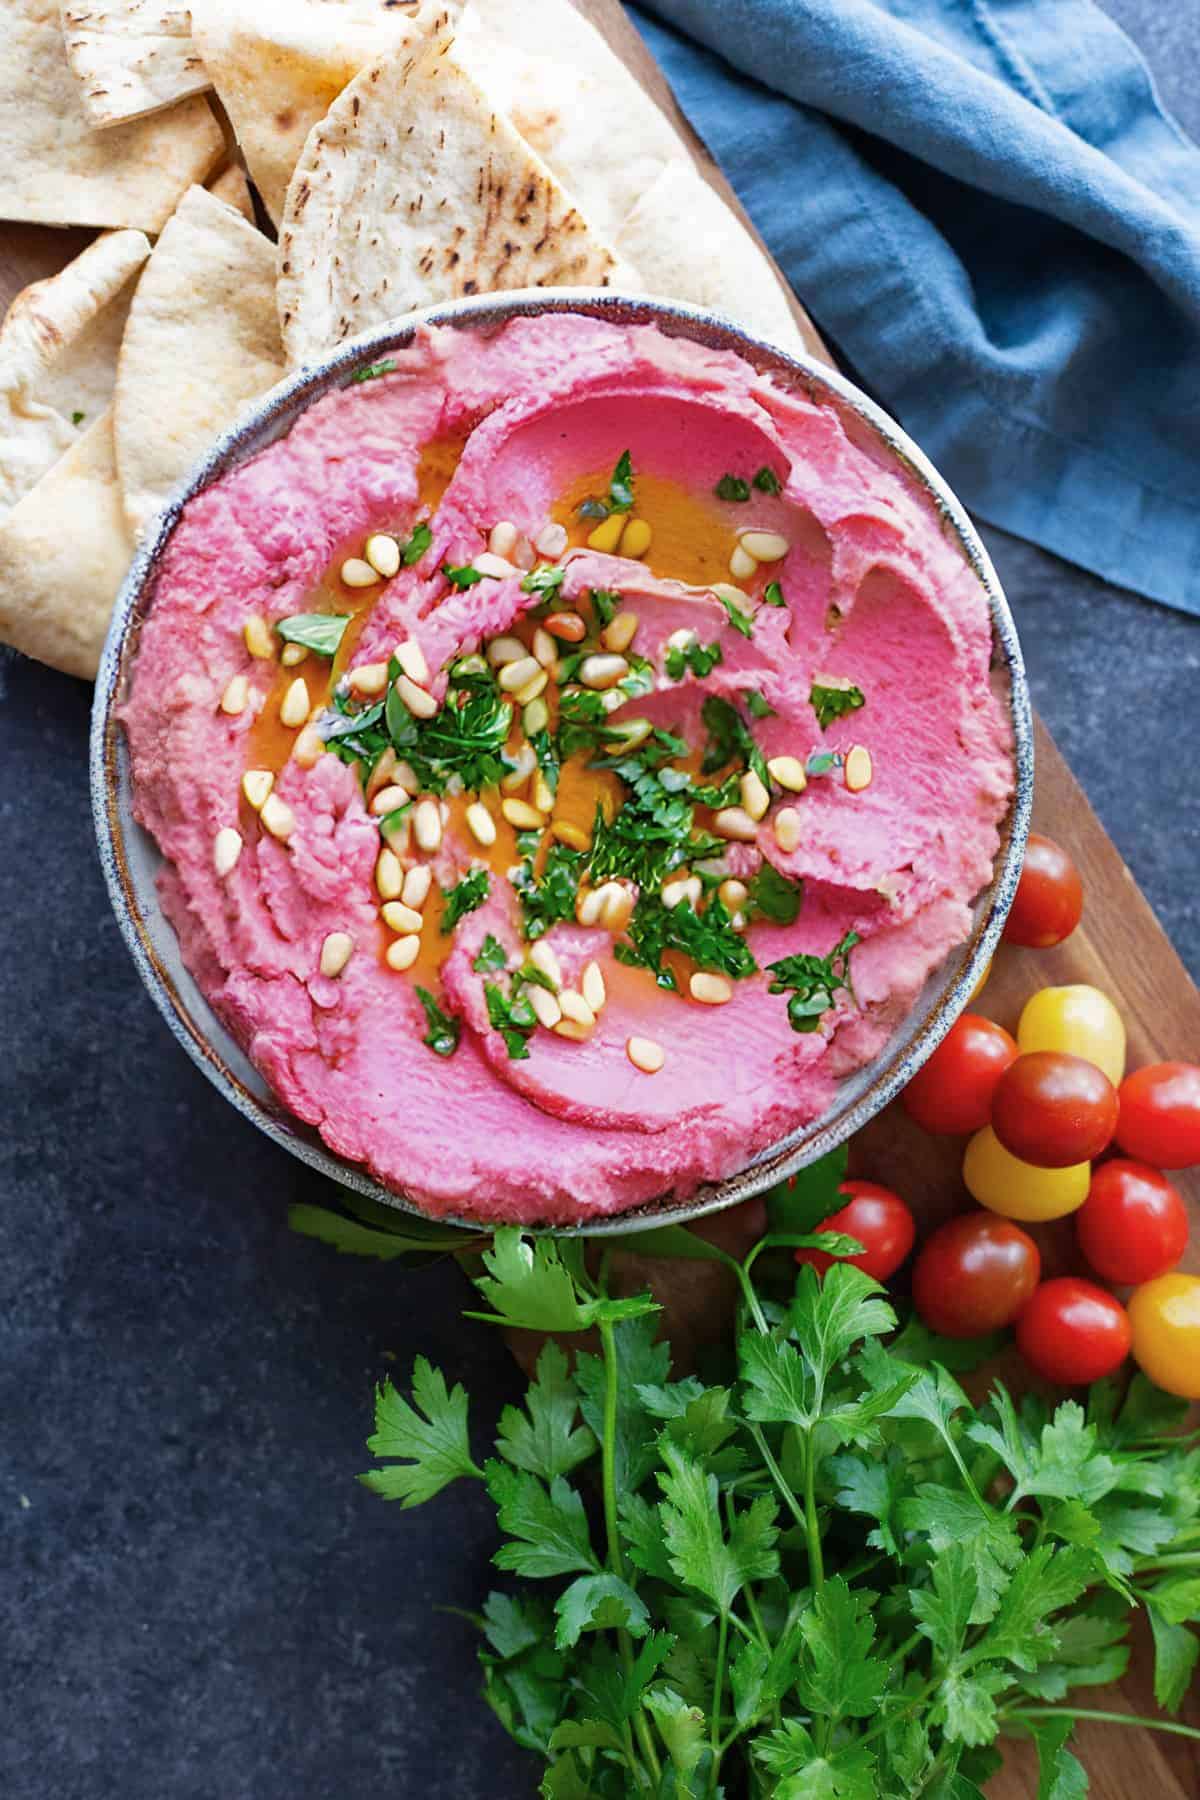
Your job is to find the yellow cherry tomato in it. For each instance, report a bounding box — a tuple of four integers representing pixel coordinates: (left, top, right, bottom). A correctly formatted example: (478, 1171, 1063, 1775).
(1017, 984, 1126, 1086)
(968, 956, 993, 1004)
(963, 1127, 1091, 1221)
(1128, 1273, 1200, 1399)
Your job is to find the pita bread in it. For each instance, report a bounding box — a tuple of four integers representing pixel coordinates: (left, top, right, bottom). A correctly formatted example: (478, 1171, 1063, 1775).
(114, 185, 284, 540)
(0, 409, 131, 679)
(276, 40, 629, 368)
(0, 229, 151, 521)
(0, 0, 223, 229)
(189, 0, 456, 225)
(207, 159, 255, 221)
(62, 0, 211, 129)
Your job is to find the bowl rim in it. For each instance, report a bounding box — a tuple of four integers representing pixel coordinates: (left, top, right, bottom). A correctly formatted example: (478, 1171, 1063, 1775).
(90, 286, 1033, 1237)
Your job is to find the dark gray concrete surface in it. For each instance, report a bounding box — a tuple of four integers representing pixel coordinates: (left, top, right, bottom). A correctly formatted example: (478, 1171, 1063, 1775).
(2, 4, 1196, 1796)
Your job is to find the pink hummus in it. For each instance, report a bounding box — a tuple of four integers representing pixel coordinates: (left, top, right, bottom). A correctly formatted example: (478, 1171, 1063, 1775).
(122, 313, 1014, 1224)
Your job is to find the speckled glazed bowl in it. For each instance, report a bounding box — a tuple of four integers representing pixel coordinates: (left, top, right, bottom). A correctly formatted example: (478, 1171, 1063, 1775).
(91, 289, 1033, 1235)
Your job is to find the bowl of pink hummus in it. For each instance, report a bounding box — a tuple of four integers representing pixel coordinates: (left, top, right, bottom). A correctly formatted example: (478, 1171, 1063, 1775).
(92, 291, 1032, 1231)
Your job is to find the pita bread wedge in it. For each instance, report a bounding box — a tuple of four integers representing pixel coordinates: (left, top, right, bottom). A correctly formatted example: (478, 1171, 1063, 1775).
(277, 40, 629, 368)
(0, 228, 150, 522)
(114, 186, 284, 540)
(0, 409, 131, 679)
(207, 159, 255, 221)
(0, 0, 223, 229)
(62, 0, 211, 129)
(190, 0, 457, 225)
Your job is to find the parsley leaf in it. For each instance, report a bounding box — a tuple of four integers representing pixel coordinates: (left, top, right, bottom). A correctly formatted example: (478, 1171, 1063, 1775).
(441, 866, 489, 932)
(658, 1440, 779, 1614)
(700, 695, 768, 785)
(401, 519, 432, 565)
(275, 612, 350, 656)
(71, 408, 85, 426)
(414, 986, 460, 1057)
(513, 843, 583, 941)
(715, 590, 754, 638)
(665, 637, 723, 681)
(811, 681, 866, 730)
(555, 1574, 649, 1650)
(386, 664, 512, 793)
(589, 587, 621, 628)
(486, 1460, 600, 1580)
(522, 565, 566, 597)
(442, 562, 485, 588)
(746, 688, 775, 718)
(608, 449, 635, 514)
(615, 895, 757, 991)
(748, 862, 804, 924)
(753, 465, 782, 494)
(715, 473, 751, 502)
(473, 934, 508, 972)
(498, 1342, 596, 1484)
(767, 929, 859, 1032)
(762, 580, 786, 607)
(484, 979, 538, 1059)
(360, 1359, 481, 1504)
(348, 358, 396, 383)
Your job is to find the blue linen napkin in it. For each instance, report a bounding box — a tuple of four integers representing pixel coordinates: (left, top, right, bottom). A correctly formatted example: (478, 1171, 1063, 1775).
(630, 0, 1200, 615)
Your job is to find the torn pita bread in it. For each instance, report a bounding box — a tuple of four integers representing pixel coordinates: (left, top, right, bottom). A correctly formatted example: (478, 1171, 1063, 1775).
(0, 0, 223, 229)
(114, 185, 284, 540)
(0, 409, 131, 679)
(62, 0, 211, 129)
(207, 159, 255, 221)
(189, 0, 457, 225)
(0, 229, 150, 522)
(277, 41, 630, 368)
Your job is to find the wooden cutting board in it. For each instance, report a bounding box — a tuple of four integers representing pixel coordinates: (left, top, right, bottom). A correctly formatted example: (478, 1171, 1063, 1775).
(1, 7, 1196, 1790)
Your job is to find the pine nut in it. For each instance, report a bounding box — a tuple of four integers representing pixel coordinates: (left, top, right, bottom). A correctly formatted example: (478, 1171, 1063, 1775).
(581, 961, 606, 1013)
(666, 627, 697, 651)
(320, 931, 354, 978)
(243, 614, 274, 659)
(711, 583, 751, 613)
(599, 882, 635, 931)
(487, 635, 526, 666)
(544, 612, 586, 643)
(576, 887, 605, 927)
(532, 772, 554, 815)
(365, 748, 397, 801)
(550, 820, 590, 851)
(394, 761, 419, 792)
(529, 940, 562, 988)
(512, 535, 536, 572)
(489, 520, 518, 560)
(529, 986, 562, 1029)
(714, 806, 759, 842)
(293, 724, 325, 769)
(523, 697, 550, 736)
(364, 533, 401, 578)
(498, 655, 540, 693)
(579, 653, 628, 690)
(514, 669, 549, 707)
(600, 611, 638, 654)
(385, 935, 420, 972)
(260, 794, 296, 841)
(767, 756, 808, 793)
(281, 643, 308, 667)
(220, 673, 249, 716)
(391, 868, 426, 913)
(739, 529, 789, 563)
(774, 807, 802, 853)
(729, 545, 758, 581)
(280, 677, 310, 729)
(844, 745, 873, 793)
(413, 798, 443, 852)
(396, 674, 438, 719)
(554, 1019, 594, 1042)
(376, 847, 404, 899)
(621, 518, 652, 559)
(661, 875, 693, 910)
(465, 802, 496, 847)
(532, 627, 557, 668)
(381, 901, 423, 935)
(370, 785, 410, 816)
(502, 797, 543, 831)
(718, 878, 748, 910)
(452, 654, 489, 679)
(241, 768, 274, 811)
(627, 1036, 665, 1074)
(740, 768, 770, 822)
(348, 661, 389, 695)
(341, 557, 380, 588)
(535, 521, 568, 558)
(379, 811, 409, 853)
(607, 717, 653, 750)
(586, 513, 625, 554)
(690, 972, 733, 1006)
(502, 744, 537, 790)
(213, 827, 242, 877)
(558, 990, 596, 1029)
(394, 639, 429, 685)
(473, 552, 520, 579)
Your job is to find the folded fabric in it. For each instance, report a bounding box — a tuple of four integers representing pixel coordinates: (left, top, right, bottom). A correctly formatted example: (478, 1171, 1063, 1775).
(632, 0, 1200, 615)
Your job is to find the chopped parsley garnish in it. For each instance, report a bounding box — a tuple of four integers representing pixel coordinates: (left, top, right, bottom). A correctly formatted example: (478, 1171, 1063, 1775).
(515, 828, 544, 858)
(767, 929, 859, 1032)
(414, 986, 461, 1058)
(348, 358, 397, 384)
(71, 409, 85, 426)
(521, 564, 566, 598)
(753, 464, 782, 494)
(577, 497, 609, 521)
(746, 689, 775, 719)
(748, 862, 804, 924)
(401, 521, 432, 566)
(473, 934, 508, 972)
(585, 745, 725, 894)
(442, 562, 485, 588)
(385, 664, 513, 793)
(617, 653, 655, 700)
(715, 590, 754, 639)
(556, 686, 614, 760)
(513, 843, 583, 941)
(276, 612, 350, 656)
(529, 725, 559, 797)
(589, 587, 620, 628)
(700, 694, 769, 786)
(614, 896, 757, 991)
(377, 800, 412, 843)
(665, 637, 723, 681)
(441, 867, 490, 933)
(577, 451, 635, 520)
(714, 473, 751, 502)
(810, 681, 866, 730)
(483, 981, 538, 1060)
(806, 749, 844, 777)
(321, 698, 388, 768)
(762, 579, 786, 607)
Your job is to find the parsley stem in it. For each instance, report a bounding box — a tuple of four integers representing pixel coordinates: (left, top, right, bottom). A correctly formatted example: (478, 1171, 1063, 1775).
(733, 1260, 771, 1335)
(746, 1422, 808, 1535)
(1136, 1551, 1200, 1571)
(1003, 1706, 1200, 1743)
(802, 1431, 825, 1593)
(709, 1609, 729, 1787)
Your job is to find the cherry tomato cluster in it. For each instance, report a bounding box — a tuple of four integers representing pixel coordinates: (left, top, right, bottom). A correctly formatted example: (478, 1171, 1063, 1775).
(797, 832, 1200, 1400)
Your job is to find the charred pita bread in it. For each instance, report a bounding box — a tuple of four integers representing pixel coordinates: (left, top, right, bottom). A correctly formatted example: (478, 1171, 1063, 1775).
(189, 0, 456, 225)
(114, 186, 284, 540)
(276, 40, 630, 367)
(62, 0, 211, 129)
(0, 229, 150, 521)
(0, 409, 131, 679)
(0, 0, 223, 229)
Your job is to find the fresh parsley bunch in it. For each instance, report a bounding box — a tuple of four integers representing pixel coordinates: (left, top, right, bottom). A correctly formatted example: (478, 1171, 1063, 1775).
(311, 1189, 1200, 1799)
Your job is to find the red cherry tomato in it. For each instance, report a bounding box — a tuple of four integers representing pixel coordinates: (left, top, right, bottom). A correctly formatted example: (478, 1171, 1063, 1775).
(1075, 1160, 1189, 1285)
(1003, 833, 1084, 948)
(910, 1212, 1041, 1338)
(1116, 1062, 1200, 1169)
(1015, 1278, 1131, 1385)
(990, 1051, 1118, 1168)
(901, 1014, 1019, 1135)
(794, 1180, 916, 1282)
